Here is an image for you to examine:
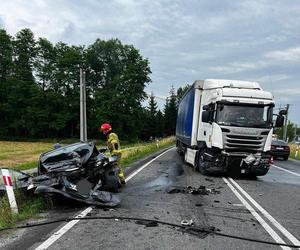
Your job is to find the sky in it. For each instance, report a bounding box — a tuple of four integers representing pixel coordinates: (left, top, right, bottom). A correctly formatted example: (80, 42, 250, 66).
(0, 0, 299, 124)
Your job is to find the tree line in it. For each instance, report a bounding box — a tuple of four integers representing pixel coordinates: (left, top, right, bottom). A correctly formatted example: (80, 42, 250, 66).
(0, 28, 188, 141)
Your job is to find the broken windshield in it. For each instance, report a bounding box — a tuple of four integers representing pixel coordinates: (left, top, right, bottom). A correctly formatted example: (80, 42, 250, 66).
(216, 104, 273, 128)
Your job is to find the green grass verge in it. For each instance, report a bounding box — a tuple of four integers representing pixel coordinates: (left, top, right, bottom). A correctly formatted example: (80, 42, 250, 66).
(17, 161, 38, 171)
(288, 144, 300, 161)
(0, 192, 45, 231)
(120, 136, 175, 167)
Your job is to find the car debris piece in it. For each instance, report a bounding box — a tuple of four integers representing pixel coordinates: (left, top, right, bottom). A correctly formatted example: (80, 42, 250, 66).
(166, 185, 220, 195)
(181, 219, 194, 226)
(135, 220, 159, 227)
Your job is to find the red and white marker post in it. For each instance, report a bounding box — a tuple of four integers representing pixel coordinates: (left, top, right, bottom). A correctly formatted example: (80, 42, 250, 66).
(1, 169, 18, 214)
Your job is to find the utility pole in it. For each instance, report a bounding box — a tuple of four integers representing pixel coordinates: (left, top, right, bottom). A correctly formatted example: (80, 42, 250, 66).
(80, 68, 87, 142)
(283, 104, 289, 142)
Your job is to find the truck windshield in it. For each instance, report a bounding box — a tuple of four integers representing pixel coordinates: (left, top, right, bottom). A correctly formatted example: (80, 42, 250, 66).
(216, 104, 273, 128)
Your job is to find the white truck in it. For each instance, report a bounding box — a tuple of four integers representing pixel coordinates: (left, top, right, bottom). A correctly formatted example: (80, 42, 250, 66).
(176, 79, 284, 176)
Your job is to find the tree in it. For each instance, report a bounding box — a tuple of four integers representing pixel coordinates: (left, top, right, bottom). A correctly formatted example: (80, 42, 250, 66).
(0, 28, 152, 140)
(0, 29, 13, 135)
(0, 29, 13, 82)
(275, 121, 298, 142)
(87, 39, 151, 140)
(164, 86, 178, 135)
(176, 84, 190, 104)
(140, 93, 159, 139)
(35, 38, 56, 92)
(13, 28, 36, 81)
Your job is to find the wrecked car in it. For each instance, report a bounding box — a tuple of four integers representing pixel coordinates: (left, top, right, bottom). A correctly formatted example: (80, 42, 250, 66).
(1, 142, 121, 207)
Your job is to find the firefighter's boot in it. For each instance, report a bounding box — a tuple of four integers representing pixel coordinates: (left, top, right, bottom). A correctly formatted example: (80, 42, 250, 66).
(118, 168, 126, 184)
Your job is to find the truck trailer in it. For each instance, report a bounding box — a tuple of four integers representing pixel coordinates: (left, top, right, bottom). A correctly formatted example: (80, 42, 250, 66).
(176, 79, 284, 176)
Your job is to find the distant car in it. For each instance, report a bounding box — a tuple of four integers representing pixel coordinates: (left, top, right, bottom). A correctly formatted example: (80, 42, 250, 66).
(270, 140, 290, 160)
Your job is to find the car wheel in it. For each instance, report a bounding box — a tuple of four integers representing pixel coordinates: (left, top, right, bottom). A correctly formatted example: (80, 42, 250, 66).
(283, 156, 289, 161)
(104, 169, 119, 193)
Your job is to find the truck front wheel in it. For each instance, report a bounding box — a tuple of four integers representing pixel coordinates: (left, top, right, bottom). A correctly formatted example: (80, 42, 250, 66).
(197, 149, 208, 175)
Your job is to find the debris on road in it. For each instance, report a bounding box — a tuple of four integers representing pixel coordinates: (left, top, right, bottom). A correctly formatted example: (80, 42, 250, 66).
(135, 220, 159, 227)
(166, 185, 220, 195)
(181, 219, 194, 226)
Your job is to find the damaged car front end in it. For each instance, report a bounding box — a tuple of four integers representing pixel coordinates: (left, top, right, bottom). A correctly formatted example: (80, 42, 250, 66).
(1, 142, 121, 207)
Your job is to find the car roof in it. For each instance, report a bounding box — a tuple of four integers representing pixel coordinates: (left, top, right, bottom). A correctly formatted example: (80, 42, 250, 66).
(272, 140, 288, 146)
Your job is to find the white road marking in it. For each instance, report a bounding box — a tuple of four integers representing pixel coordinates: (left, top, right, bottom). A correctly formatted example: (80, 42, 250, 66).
(272, 164, 300, 177)
(34, 147, 175, 250)
(34, 206, 93, 250)
(223, 178, 291, 250)
(125, 147, 175, 181)
(228, 177, 300, 247)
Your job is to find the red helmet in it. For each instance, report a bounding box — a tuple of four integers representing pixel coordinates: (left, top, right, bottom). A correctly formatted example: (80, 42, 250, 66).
(99, 123, 112, 134)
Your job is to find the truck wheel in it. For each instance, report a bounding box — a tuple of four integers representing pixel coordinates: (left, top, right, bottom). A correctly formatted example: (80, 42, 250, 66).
(197, 150, 207, 175)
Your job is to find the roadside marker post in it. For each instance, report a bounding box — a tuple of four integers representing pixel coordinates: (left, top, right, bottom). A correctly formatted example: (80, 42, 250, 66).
(1, 169, 18, 214)
(295, 146, 299, 158)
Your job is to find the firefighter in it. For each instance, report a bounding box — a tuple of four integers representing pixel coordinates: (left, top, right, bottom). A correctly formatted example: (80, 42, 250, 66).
(99, 123, 126, 184)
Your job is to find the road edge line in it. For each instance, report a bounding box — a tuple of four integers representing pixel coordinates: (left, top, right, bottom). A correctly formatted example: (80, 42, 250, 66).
(125, 147, 175, 181)
(34, 206, 93, 250)
(34, 147, 175, 250)
(222, 177, 290, 250)
(272, 164, 300, 177)
(228, 177, 300, 246)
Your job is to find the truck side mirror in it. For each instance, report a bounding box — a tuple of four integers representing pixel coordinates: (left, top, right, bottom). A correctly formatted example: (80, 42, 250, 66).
(279, 110, 287, 116)
(202, 111, 210, 123)
(275, 115, 284, 127)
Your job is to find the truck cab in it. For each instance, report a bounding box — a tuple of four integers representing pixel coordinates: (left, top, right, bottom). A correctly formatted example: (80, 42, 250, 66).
(176, 79, 284, 176)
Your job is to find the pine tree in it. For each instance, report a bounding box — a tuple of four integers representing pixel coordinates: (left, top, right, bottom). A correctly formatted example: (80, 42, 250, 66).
(164, 86, 178, 135)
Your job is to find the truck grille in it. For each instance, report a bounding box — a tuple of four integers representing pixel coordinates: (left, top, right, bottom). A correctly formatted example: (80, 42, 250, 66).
(224, 134, 264, 152)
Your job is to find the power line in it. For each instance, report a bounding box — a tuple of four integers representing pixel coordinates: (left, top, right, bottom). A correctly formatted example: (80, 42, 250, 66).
(0, 216, 299, 248)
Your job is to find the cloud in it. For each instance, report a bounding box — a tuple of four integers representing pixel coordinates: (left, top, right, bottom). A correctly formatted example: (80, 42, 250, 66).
(250, 74, 291, 84)
(273, 88, 300, 97)
(265, 47, 300, 63)
(0, 15, 4, 28)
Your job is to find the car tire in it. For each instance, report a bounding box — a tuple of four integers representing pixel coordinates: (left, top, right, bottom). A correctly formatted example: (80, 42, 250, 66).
(104, 169, 119, 193)
(283, 156, 289, 161)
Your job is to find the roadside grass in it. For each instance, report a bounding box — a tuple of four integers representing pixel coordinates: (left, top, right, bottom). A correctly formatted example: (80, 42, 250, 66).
(120, 136, 176, 167)
(0, 192, 45, 231)
(289, 144, 300, 160)
(0, 141, 54, 169)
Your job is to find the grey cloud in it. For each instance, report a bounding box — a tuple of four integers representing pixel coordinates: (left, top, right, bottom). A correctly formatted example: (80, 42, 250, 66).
(265, 47, 300, 63)
(0, 16, 4, 28)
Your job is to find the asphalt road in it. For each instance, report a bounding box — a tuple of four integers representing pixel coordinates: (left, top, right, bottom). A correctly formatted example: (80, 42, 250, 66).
(1, 148, 300, 250)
